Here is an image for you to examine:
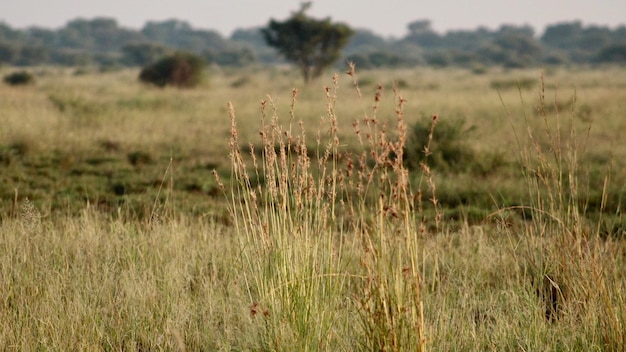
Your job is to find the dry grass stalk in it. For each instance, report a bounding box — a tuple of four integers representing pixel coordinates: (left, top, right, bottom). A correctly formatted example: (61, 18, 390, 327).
(503, 74, 625, 349)
(20, 197, 41, 234)
(219, 67, 429, 351)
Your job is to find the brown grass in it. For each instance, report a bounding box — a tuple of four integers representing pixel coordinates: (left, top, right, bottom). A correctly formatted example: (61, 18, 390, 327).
(1, 65, 625, 350)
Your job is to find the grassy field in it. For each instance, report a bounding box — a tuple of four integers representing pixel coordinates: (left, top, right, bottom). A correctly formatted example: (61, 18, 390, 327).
(1, 64, 626, 350)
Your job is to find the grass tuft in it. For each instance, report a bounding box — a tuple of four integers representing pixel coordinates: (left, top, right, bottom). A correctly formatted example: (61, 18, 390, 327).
(221, 65, 428, 350)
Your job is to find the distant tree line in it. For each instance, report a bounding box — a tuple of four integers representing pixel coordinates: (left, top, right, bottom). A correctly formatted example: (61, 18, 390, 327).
(0, 18, 254, 68)
(340, 20, 626, 69)
(0, 17, 624, 69)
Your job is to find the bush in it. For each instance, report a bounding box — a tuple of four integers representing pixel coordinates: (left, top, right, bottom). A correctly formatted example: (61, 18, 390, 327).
(3, 71, 35, 86)
(403, 116, 476, 173)
(139, 52, 205, 88)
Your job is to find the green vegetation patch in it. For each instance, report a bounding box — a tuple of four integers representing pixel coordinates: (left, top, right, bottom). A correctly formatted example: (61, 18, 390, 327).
(3, 71, 36, 86)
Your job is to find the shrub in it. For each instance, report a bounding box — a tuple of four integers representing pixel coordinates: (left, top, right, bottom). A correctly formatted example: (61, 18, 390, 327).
(403, 116, 476, 173)
(139, 52, 205, 88)
(3, 71, 35, 86)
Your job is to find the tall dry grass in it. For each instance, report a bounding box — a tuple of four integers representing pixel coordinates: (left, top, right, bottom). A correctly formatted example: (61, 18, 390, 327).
(2, 66, 626, 351)
(1, 209, 253, 350)
(219, 64, 428, 350)
(497, 74, 626, 349)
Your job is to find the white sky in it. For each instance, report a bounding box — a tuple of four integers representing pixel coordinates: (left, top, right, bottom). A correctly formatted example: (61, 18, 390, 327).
(1, 0, 625, 38)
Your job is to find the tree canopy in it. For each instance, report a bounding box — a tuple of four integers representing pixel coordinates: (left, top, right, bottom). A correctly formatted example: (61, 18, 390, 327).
(0, 16, 624, 69)
(261, 3, 354, 83)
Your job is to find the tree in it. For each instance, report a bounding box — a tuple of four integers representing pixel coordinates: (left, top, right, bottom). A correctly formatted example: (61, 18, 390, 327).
(231, 27, 281, 63)
(344, 29, 389, 55)
(203, 46, 257, 66)
(541, 21, 582, 49)
(577, 26, 611, 52)
(596, 43, 626, 63)
(493, 32, 542, 67)
(17, 45, 49, 66)
(55, 18, 143, 53)
(141, 19, 228, 53)
(262, 2, 353, 83)
(440, 28, 492, 51)
(0, 40, 19, 64)
(404, 19, 440, 48)
(50, 48, 92, 66)
(26, 27, 58, 47)
(122, 42, 170, 66)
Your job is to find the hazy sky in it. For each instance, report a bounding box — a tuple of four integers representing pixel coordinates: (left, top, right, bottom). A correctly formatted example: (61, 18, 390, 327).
(1, 0, 625, 37)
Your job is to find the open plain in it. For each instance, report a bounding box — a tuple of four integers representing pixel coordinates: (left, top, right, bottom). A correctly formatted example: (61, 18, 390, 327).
(1, 65, 625, 350)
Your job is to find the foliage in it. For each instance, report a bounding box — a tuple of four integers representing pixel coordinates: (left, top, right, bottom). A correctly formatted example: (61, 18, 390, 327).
(541, 21, 583, 49)
(492, 32, 542, 67)
(0, 16, 624, 68)
(139, 52, 205, 88)
(341, 29, 408, 69)
(16, 46, 50, 66)
(424, 50, 452, 67)
(3, 70, 35, 85)
(343, 29, 390, 54)
(141, 19, 229, 52)
(57, 17, 144, 51)
(596, 42, 626, 63)
(230, 27, 281, 63)
(49, 48, 92, 66)
(404, 19, 441, 48)
(403, 116, 476, 172)
(0, 40, 20, 63)
(121, 42, 170, 66)
(202, 46, 257, 66)
(262, 3, 354, 82)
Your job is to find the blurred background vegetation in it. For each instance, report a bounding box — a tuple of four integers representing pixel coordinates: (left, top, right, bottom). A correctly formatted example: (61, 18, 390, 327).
(0, 17, 625, 69)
